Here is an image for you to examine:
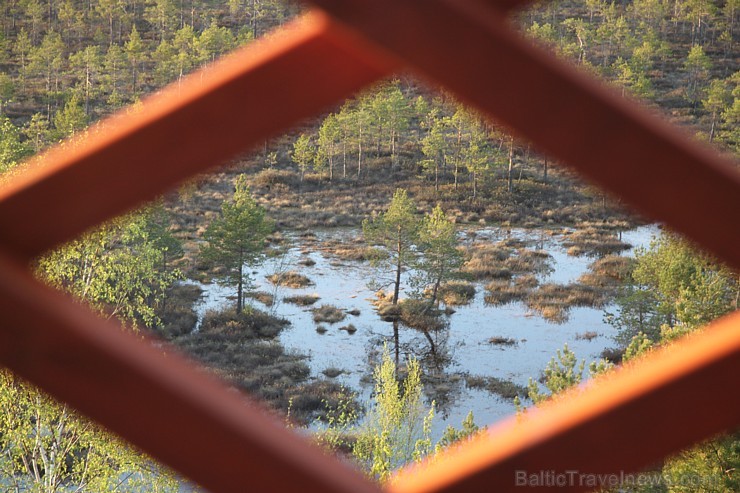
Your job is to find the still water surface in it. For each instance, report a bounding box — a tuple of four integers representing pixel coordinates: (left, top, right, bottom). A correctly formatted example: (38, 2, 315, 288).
(187, 224, 658, 438)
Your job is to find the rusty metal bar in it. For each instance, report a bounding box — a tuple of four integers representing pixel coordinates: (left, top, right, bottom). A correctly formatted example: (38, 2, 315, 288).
(0, 249, 381, 493)
(305, 0, 740, 271)
(0, 12, 399, 262)
(391, 310, 740, 493)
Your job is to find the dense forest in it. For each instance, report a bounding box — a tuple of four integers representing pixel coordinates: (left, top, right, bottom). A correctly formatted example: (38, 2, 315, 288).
(0, 0, 738, 490)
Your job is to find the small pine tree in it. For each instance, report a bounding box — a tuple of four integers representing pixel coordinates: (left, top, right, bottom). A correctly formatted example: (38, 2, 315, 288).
(526, 344, 586, 404)
(684, 45, 712, 103)
(415, 205, 462, 306)
(363, 189, 420, 304)
(292, 133, 314, 183)
(200, 175, 273, 314)
(53, 95, 88, 139)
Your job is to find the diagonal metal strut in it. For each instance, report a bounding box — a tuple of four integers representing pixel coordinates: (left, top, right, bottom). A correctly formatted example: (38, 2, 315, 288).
(0, 2, 737, 493)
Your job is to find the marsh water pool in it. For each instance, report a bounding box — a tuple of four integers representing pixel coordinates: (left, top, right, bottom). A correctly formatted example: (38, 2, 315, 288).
(185, 224, 658, 438)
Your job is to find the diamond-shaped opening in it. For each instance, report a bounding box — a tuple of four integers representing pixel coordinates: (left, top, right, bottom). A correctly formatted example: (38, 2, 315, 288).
(0, 0, 738, 491)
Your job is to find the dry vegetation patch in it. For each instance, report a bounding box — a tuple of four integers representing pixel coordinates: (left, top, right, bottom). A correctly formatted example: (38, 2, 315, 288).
(266, 270, 314, 288)
(373, 294, 446, 332)
(578, 255, 634, 289)
(322, 367, 344, 378)
(488, 336, 518, 346)
(297, 256, 316, 266)
(245, 291, 275, 306)
(284, 294, 320, 306)
(398, 299, 446, 332)
(339, 324, 358, 334)
(524, 283, 607, 323)
(576, 331, 599, 341)
(504, 248, 553, 276)
(463, 241, 553, 282)
(319, 236, 370, 261)
(561, 227, 631, 257)
(465, 375, 527, 400)
(200, 308, 289, 338)
(251, 169, 300, 189)
(312, 304, 346, 324)
(484, 280, 529, 306)
(436, 281, 477, 305)
(463, 243, 513, 279)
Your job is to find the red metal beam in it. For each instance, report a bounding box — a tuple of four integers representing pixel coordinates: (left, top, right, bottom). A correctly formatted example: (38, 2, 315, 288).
(0, 3, 737, 493)
(305, 0, 740, 270)
(391, 310, 740, 493)
(0, 12, 398, 262)
(0, 249, 381, 493)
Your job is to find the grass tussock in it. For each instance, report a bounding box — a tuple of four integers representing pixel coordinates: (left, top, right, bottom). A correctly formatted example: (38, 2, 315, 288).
(462, 245, 513, 279)
(503, 248, 553, 276)
(284, 294, 320, 306)
(578, 255, 634, 289)
(462, 243, 513, 280)
(251, 168, 300, 189)
(561, 228, 631, 257)
(398, 299, 445, 332)
(267, 270, 314, 288)
(288, 380, 358, 424)
(319, 236, 370, 261)
(523, 283, 607, 323)
(200, 307, 289, 338)
(488, 336, 518, 346)
(465, 375, 527, 400)
(322, 367, 344, 378)
(339, 324, 358, 334)
(312, 304, 346, 324)
(374, 295, 445, 331)
(297, 256, 316, 266)
(436, 281, 476, 305)
(576, 331, 599, 341)
(515, 274, 539, 289)
(601, 347, 624, 364)
(463, 242, 553, 281)
(376, 302, 401, 322)
(484, 280, 529, 306)
(245, 291, 275, 307)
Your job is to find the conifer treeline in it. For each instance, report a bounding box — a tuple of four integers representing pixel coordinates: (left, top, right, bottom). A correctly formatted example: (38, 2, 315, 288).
(0, 0, 737, 177)
(0, 0, 296, 164)
(286, 0, 738, 197)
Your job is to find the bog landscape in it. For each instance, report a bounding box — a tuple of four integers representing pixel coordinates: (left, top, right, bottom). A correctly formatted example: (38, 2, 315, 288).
(0, 0, 738, 490)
